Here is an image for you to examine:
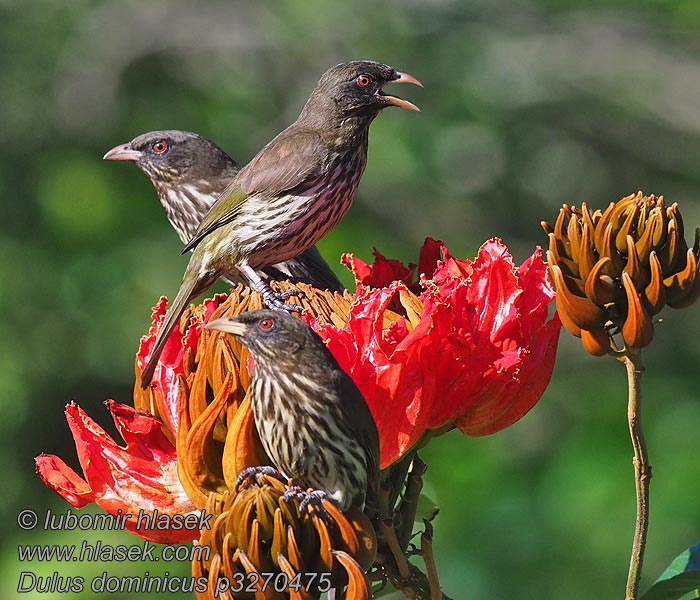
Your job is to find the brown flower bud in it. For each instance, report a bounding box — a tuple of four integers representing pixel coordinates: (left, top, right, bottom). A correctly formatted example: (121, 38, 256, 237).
(192, 474, 376, 599)
(543, 192, 700, 354)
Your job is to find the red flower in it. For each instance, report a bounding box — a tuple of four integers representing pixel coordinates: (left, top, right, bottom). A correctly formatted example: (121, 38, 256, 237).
(36, 400, 198, 543)
(36, 238, 560, 541)
(308, 238, 561, 468)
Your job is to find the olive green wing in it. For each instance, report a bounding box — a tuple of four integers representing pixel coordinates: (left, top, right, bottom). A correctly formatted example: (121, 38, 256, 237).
(182, 128, 325, 253)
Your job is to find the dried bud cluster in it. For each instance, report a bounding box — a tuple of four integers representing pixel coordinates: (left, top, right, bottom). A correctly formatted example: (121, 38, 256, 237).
(193, 473, 376, 600)
(543, 192, 700, 354)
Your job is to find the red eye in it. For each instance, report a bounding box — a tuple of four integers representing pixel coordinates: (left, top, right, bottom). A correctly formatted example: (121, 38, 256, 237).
(152, 140, 168, 154)
(356, 74, 372, 88)
(259, 318, 273, 331)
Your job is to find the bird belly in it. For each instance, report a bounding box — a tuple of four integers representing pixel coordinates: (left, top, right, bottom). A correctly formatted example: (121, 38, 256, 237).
(235, 167, 361, 269)
(250, 373, 367, 510)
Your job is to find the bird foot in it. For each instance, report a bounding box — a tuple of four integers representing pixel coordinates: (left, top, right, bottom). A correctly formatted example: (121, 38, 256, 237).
(299, 489, 333, 514)
(282, 485, 307, 504)
(281, 487, 332, 516)
(261, 289, 302, 313)
(235, 466, 287, 491)
(275, 289, 301, 301)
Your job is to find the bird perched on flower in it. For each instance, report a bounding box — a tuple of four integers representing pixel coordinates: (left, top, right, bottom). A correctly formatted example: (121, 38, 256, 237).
(140, 60, 421, 387)
(206, 309, 379, 512)
(103, 130, 344, 291)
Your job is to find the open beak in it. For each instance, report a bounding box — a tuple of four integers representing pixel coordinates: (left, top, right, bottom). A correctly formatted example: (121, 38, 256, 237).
(380, 71, 423, 112)
(103, 143, 142, 161)
(205, 317, 247, 336)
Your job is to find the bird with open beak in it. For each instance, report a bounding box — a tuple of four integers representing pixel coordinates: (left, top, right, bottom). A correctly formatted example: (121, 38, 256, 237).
(141, 60, 422, 388)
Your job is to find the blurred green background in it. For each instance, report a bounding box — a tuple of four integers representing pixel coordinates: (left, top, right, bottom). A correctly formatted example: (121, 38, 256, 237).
(1, 1, 700, 598)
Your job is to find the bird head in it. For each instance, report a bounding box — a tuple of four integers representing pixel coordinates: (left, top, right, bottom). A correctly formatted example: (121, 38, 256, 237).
(206, 309, 314, 360)
(103, 130, 237, 184)
(300, 60, 422, 124)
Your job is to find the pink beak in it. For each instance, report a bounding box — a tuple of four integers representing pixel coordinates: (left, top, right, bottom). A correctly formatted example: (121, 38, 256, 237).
(103, 143, 142, 161)
(382, 71, 423, 112)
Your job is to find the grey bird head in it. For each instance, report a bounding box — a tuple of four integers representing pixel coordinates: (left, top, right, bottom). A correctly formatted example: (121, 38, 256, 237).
(205, 309, 322, 363)
(103, 130, 239, 185)
(104, 130, 240, 242)
(298, 60, 422, 125)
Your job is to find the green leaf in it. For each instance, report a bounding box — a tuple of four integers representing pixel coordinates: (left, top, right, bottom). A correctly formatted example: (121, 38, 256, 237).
(641, 542, 700, 600)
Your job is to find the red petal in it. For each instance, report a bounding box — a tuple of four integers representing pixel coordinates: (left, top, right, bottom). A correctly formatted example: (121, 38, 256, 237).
(313, 239, 561, 468)
(38, 401, 198, 543)
(456, 314, 561, 435)
(342, 249, 416, 290)
(416, 237, 446, 279)
(35, 454, 94, 507)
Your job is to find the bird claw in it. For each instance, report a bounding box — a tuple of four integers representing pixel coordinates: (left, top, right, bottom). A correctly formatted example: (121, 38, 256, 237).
(235, 466, 287, 491)
(275, 289, 300, 300)
(262, 292, 302, 313)
(282, 486, 307, 504)
(298, 489, 332, 514)
(281, 486, 331, 516)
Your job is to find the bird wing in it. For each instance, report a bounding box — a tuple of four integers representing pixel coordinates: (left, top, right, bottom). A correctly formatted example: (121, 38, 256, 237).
(237, 127, 326, 196)
(336, 373, 381, 504)
(182, 128, 326, 253)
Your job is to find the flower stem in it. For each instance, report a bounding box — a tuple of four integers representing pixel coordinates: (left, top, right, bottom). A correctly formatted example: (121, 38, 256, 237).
(619, 347, 652, 600)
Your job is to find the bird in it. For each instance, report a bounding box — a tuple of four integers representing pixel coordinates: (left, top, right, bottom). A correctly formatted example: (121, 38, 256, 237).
(140, 60, 422, 388)
(205, 309, 379, 512)
(103, 130, 344, 291)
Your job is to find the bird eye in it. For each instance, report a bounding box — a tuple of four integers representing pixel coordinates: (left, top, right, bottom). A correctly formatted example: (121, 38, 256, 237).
(152, 140, 168, 154)
(356, 74, 372, 88)
(259, 318, 273, 331)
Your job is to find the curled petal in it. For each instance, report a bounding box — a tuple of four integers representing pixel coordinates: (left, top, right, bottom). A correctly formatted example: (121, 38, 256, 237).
(580, 328, 611, 357)
(277, 554, 316, 600)
(642, 252, 666, 315)
(577, 223, 598, 281)
(614, 203, 638, 252)
(35, 454, 95, 508)
(593, 201, 617, 254)
(549, 261, 607, 333)
(621, 272, 654, 349)
(553, 205, 571, 247)
(624, 234, 650, 291)
(600, 224, 626, 276)
(549, 233, 578, 277)
(665, 249, 700, 309)
(222, 395, 270, 491)
(584, 257, 617, 306)
(567, 214, 582, 264)
(635, 207, 664, 263)
(37, 401, 197, 543)
(237, 550, 283, 600)
(658, 219, 683, 273)
(331, 550, 371, 600)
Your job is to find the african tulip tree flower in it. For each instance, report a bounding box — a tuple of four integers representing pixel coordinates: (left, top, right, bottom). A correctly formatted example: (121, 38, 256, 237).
(36, 238, 560, 592)
(310, 238, 561, 467)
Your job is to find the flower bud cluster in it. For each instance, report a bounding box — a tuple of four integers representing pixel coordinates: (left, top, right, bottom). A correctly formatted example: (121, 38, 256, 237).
(543, 192, 700, 354)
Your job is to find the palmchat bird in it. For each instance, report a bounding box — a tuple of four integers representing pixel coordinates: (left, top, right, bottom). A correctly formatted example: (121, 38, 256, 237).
(206, 309, 379, 512)
(141, 60, 422, 388)
(103, 130, 343, 291)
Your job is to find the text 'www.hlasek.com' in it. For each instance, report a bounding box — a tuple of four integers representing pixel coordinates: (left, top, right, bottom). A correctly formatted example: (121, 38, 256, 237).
(16, 507, 329, 596)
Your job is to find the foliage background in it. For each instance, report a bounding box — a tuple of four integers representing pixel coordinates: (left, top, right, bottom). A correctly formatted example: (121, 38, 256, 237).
(1, 1, 699, 598)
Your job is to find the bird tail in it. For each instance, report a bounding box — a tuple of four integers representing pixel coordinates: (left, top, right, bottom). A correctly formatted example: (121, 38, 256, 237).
(140, 270, 205, 389)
